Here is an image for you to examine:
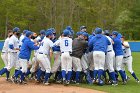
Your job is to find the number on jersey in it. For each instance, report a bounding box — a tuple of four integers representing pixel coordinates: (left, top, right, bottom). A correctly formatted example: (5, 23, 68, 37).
(65, 40, 68, 46)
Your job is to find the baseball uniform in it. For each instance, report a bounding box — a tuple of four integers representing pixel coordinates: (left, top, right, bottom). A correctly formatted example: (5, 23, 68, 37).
(122, 41, 139, 82)
(13, 31, 39, 83)
(54, 35, 72, 84)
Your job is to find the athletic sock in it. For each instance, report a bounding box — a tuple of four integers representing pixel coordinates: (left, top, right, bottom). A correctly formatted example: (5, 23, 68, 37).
(21, 72, 25, 81)
(14, 69, 19, 74)
(6, 70, 10, 79)
(62, 70, 66, 80)
(67, 71, 72, 81)
(85, 71, 92, 84)
(25, 69, 31, 77)
(98, 69, 103, 81)
(93, 70, 98, 79)
(45, 73, 50, 82)
(15, 70, 22, 78)
(75, 71, 80, 82)
(36, 69, 43, 80)
(110, 72, 116, 81)
(119, 70, 126, 81)
(57, 71, 62, 80)
(131, 72, 138, 80)
(0, 68, 7, 75)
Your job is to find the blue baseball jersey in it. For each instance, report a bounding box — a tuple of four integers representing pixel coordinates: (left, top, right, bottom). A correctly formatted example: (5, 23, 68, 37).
(113, 37, 123, 56)
(19, 37, 39, 60)
(88, 34, 111, 53)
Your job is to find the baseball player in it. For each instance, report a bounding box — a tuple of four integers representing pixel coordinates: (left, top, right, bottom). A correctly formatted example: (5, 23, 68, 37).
(19, 30, 28, 47)
(36, 30, 54, 85)
(25, 32, 38, 78)
(79, 32, 93, 84)
(1, 30, 13, 67)
(104, 30, 117, 85)
(88, 27, 111, 85)
(54, 29, 72, 85)
(121, 36, 139, 83)
(71, 32, 88, 84)
(36, 30, 46, 42)
(0, 27, 20, 80)
(50, 29, 62, 82)
(112, 31, 127, 84)
(12, 31, 39, 84)
(80, 26, 87, 32)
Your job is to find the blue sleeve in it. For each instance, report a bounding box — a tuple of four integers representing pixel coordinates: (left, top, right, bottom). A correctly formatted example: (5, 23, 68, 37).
(28, 41, 39, 50)
(52, 46, 60, 51)
(9, 44, 14, 49)
(88, 37, 94, 50)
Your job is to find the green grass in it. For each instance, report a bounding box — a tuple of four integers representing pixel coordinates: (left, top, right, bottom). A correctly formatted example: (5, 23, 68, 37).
(0, 52, 140, 93)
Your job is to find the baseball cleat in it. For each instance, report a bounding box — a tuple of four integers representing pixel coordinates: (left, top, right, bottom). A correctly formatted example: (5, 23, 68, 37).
(44, 81, 50, 86)
(126, 76, 130, 81)
(122, 80, 127, 85)
(136, 79, 140, 83)
(11, 76, 18, 84)
(6, 78, 11, 81)
(56, 80, 62, 84)
(98, 80, 104, 86)
(65, 80, 70, 86)
(112, 81, 118, 86)
(19, 80, 27, 85)
(63, 80, 67, 86)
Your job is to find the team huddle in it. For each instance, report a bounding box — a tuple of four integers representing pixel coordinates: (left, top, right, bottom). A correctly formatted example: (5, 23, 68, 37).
(0, 26, 139, 86)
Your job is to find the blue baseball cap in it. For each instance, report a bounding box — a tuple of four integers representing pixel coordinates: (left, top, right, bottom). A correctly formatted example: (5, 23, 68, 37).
(23, 30, 28, 34)
(40, 30, 46, 35)
(95, 27, 102, 34)
(63, 29, 70, 36)
(76, 31, 83, 36)
(50, 28, 56, 33)
(26, 31, 33, 37)
(46, 29, 53, 36)
(66, 26, 72, 31)
(13, 27, 20, 32)
(112, 31, 119, 36)
(82, 32, 89, 37)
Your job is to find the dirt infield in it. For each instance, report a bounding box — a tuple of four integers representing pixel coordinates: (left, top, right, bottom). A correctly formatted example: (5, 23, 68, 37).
(0, 78, 105, 93)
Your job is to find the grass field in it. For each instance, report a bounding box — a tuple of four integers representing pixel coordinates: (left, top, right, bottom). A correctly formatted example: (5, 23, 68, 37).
(0, 52, 140, 93)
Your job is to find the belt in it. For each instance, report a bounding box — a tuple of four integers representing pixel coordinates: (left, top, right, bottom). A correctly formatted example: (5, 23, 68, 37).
(39, 52, 47, 55)
(123, 56, 131, 58)
(11, 52, 17, 53)
(107, 50, 112, 52)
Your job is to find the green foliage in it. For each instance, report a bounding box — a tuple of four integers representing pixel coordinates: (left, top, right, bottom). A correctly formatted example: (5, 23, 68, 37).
(0, 0, 139, 39)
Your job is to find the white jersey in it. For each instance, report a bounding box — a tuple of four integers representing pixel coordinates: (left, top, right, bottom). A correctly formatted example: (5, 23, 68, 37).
(54, 37, 72, 52)
(38, 37, 54, 55)
(8, 35, 19, 52)
(2, 37, 10, 53)
(19, 34, 25, 46)
(36, 36, 41, 42)
(122, 41, 131, 57)
(106, 36, 114, 51)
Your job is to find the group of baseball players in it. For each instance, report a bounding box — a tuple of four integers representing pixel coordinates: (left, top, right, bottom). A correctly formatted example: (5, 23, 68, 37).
(0, 26, 139, 86)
